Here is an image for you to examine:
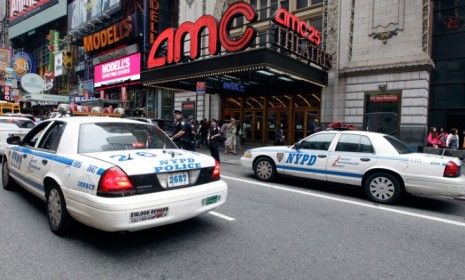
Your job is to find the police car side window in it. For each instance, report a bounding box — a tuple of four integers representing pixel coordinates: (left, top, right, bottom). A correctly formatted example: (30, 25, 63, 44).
(38, 122, 66, 152)
(22, 122, 51, 148)
(335, 134, 374, 153)
(301, 134, 336, 151)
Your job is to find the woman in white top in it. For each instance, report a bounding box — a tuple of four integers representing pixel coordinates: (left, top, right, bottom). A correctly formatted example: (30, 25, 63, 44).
(446, 128, 460, 150)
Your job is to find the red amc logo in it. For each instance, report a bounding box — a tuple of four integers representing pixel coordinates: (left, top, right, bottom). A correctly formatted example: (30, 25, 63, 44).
(147, 2, 258, 69)
(273, 8, 321, 45)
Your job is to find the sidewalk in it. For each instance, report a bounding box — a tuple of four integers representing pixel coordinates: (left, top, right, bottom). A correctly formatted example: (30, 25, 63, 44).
(195, 145, 254, 165)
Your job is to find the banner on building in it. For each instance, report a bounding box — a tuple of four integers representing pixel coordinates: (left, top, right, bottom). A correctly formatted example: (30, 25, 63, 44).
(8, 0, 59, 25)
(68, 0, 120, 31)
(0, 48, 12, 82)
(54, 51, 64, 77)
(94, 52, 141, 88)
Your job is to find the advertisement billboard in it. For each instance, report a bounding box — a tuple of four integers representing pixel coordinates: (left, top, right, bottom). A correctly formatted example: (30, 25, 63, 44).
(8, 0, 59, 25)
(0, 48, 12, 82)
(68, 0, 120, 31)
(94, 52, 141, 88)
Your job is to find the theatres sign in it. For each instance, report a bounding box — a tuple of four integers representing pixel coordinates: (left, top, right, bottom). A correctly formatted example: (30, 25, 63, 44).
(147, 1, 332, 70)
(8, 0, 58, 25)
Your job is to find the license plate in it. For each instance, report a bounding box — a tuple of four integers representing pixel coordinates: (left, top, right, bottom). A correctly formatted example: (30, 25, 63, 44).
(202, 195, 220, 206)
(167, 172, 189, 188)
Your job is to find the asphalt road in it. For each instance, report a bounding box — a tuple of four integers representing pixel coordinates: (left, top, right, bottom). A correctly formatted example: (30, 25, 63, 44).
(1, 163, 465, 280)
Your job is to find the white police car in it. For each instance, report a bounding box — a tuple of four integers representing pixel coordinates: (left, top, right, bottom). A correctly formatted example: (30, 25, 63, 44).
(241, 130, 465, 204)
(2, 117, 227, 234)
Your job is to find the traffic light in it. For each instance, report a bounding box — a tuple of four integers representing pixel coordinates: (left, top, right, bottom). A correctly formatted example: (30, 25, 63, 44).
(63, 50, 73, 70)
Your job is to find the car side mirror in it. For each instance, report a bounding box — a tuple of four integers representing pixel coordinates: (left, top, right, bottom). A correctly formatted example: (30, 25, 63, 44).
(6, 135, 22, 145)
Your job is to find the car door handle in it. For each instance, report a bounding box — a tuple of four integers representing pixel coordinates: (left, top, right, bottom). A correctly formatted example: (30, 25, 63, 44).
(42, 159, 48, 165)
(22, 154, 27, 159)
(317, 154, 327, 158)
(360, 158, 371, 162)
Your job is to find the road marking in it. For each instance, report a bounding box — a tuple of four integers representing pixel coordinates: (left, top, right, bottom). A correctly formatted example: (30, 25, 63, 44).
(222, 175, 465, 228)
(209, 211, 236, 221)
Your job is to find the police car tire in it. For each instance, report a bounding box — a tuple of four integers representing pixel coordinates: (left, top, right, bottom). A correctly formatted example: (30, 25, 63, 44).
(46, 185, 71, 235)
(364, 172, 402, 204)
(2, 160, 16, 191)
(254, 157, 276, 182)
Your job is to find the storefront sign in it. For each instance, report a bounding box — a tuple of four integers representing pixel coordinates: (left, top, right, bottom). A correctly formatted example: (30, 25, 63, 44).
(369, 94, 399, 103)
(148, 0, 159, 44)
(23, 93, 69, 102)
(148, 2, 257, 69)
(147, 1, 331, 70)
(273, 8, 321, 45)
(94, 52, 141, 87)
(21, 73, 46, 94)
(74, 96, 97, 102)
(11, 52, 34, 80)
(0, 48, 12, 80)
(223, 81, 246, 93)
(8, 0, 59, 25)
(54, 51, 64, 77)
(196, 81, 206, 95)
(92, 43, 139, 65)
(83, 16, 133, 53)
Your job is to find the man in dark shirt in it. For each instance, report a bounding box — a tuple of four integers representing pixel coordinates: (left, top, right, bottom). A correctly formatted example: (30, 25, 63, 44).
(171, 110, 194, 150)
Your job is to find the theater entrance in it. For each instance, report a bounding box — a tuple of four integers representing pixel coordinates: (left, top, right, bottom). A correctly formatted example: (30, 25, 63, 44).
(222, 94, 320, 145)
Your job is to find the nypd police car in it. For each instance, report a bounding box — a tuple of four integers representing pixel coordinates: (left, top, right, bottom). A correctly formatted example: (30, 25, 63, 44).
(2, 117, 227, 234)
(241, 130, 465, 204)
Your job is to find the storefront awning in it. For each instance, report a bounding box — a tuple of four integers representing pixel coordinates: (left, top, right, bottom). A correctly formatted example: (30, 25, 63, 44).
(141, 48, 327, 96)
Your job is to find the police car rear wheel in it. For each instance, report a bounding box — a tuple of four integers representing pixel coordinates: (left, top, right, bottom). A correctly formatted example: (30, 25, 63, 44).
(2, 160, 16, 191)
(254, 158, 276, 181)
(46, 185, 71, 235)
(364, 173, 402, 204)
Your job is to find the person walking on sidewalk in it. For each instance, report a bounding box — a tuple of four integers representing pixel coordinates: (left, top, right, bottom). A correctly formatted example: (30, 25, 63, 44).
(208, 119, 222, 162)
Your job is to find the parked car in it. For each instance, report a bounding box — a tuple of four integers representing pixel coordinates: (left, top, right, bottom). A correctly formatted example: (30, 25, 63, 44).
(0, 116, 36, 155)
(241, 130, 465, 204)
(2, 117, 227, 234)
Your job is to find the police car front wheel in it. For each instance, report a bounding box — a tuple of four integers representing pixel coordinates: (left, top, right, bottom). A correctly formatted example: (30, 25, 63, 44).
(46, 185, 71, 235)
(254, 157, 276, 181)
(2, 160, 16, 191)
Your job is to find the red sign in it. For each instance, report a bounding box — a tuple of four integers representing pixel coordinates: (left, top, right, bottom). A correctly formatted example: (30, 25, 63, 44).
(147, 2, 257, 69)
(196, 81, 206, 94)
(445, 16, 464, 32)
(273, 8, 321, 45)
(369, 95, 399, 103)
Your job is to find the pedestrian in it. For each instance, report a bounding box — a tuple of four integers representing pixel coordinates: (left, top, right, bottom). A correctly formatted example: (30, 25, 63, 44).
(426, 127, 441, 148)
(446, 128, 459, 150)
(170, 110, 195, 151)
(208, 119, 222, 162)
(308, 118, 321, 135)
(226, 118, 237, 155)
(438, 128, 448, 148)
(274, 123, 285, 145)
(236, 120, 242, 151)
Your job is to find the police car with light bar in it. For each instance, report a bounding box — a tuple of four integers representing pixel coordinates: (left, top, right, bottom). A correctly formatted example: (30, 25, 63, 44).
(241, 130, 465, 204)
(2, 117, 227, 234)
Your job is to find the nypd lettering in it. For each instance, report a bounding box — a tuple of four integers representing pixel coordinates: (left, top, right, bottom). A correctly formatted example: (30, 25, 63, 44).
(154, 158, 201, 173)
(285, 153, 317, 166)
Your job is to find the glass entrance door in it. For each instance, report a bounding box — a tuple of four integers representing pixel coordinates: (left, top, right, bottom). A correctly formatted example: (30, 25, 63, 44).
(267, 110, 288, 144)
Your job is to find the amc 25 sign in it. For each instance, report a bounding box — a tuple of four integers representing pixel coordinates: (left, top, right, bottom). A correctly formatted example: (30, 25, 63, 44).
(147, 1, 329, 70)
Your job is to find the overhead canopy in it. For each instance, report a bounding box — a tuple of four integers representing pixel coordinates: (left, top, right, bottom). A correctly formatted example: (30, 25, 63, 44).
(141, 48, 327, 96)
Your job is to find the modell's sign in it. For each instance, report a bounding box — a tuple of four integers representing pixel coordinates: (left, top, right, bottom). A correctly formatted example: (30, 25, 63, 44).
(84, 16, 133, 53)
(147, 1, 332, 70)
(9, 0, 58, 25)
(94, 52, 141, 87)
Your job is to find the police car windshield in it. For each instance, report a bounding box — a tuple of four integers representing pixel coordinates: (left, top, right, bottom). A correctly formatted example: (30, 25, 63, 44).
(384, 135, 413, 154)
(78, 122, 176, 153)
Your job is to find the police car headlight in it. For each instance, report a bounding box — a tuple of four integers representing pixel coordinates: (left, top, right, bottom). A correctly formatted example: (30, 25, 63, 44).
(243, 151, 252, 158)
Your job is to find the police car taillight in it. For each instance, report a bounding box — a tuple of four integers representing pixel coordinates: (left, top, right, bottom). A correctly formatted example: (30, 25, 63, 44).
(98, 167, 134, 196)
(444, 161, 460, 178)
(212, 161, 220, 180)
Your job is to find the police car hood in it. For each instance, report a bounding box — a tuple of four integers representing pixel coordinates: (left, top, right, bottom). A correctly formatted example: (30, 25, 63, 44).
(82, 149, 216, 176)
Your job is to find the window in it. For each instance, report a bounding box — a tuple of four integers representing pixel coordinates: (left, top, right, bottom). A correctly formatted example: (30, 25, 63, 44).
(300, 133, 336, 151)
(78, 122, 176, 153)
(384, 136, 413, 154)
(335, 134, 374, 153)
(38, 122, 66, 152)
(22, 122, 51, 148)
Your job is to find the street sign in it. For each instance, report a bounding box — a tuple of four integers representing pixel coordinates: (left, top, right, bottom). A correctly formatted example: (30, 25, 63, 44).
(196, 81, 206, 95)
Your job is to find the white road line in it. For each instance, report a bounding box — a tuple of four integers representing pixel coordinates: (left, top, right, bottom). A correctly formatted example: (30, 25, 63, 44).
(222, 175, 465, 228)
(209, 211, 236, 221)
